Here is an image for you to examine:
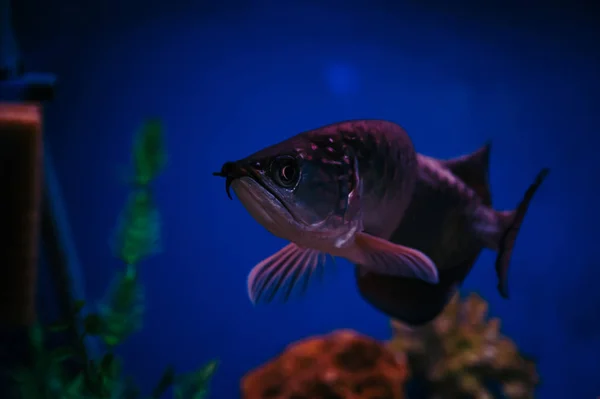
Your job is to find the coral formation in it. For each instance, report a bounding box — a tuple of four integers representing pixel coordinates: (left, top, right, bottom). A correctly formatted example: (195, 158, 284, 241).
(241, 329, 408, 399)
(11, 119, 218, 399)
(387, 292, 539, 399)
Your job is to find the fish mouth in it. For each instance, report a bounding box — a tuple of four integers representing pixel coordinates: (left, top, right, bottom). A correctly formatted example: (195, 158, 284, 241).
(212, 161, 241, 200)
(213, 161, 298, 222)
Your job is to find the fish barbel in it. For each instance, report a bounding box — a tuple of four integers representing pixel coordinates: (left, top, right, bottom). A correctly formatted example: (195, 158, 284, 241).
(213, 120, 548, 324)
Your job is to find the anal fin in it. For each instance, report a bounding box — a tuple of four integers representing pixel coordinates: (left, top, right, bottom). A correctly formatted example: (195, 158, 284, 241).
(355, 263, 466, 326)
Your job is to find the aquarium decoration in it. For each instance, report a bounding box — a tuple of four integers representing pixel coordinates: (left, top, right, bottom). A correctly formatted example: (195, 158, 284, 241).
(387, 292, 539, 399)
(11, 119, 218, 399)
(242, 292, 538, 399)
(0, 105, 43, 326)
(242, 329, 409, 399)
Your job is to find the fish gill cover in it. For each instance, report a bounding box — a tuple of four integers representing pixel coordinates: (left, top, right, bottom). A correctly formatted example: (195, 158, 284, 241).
(10, 119, 218, 399)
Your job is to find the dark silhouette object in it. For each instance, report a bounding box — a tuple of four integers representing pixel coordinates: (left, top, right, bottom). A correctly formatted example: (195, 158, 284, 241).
(0, 0, 55, 104)
(0, 0, 61, 330)
(0, 104, 42, 327)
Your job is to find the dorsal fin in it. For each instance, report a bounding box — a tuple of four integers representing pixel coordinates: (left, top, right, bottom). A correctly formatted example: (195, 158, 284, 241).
(441, 142, 492, 205)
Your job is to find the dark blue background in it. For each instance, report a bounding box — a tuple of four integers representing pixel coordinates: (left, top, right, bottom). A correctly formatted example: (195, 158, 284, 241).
(13, 0, 600, 397)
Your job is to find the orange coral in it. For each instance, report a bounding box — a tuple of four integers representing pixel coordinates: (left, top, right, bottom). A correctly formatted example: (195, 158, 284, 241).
(242, 329, 409, 399)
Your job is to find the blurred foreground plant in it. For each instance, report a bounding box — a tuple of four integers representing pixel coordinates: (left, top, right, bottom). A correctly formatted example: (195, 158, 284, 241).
(12, 119, 218, 399)
(387, 292, 538, 399)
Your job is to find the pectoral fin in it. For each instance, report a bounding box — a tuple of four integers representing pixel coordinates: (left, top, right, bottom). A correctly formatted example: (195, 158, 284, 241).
(247, 243, 330, 304)
(349, 233, 439, 284)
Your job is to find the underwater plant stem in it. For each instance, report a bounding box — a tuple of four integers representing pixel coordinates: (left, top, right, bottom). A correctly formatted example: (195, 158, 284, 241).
(80, 333, 101, 393)
(125, 263, 137, 279)
(42, 142, 100, 360)
(78, 332, 90, 367)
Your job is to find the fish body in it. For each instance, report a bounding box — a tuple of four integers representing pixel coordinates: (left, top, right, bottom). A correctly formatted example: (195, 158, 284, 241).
(214, 120, 548, 324)
(356, 145, 494, 325)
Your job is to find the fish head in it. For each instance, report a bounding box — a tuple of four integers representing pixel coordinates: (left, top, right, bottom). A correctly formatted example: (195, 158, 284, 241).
(213, 135, 363, 248)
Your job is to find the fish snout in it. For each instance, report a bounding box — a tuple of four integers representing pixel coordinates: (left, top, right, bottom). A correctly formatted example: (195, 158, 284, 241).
(213, 161, 253, 200)
(213, 161, 237, 178)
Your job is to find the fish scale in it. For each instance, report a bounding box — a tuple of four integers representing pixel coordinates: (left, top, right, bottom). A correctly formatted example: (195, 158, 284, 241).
(324, 122, 418, 237)
(417, 154, 503, 244)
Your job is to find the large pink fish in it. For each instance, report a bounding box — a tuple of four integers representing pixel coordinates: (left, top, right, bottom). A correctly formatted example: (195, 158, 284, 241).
(213, 120, 548, 325)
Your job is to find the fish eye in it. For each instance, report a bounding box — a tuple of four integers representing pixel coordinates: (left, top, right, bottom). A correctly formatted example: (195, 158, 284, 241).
(270, 155, 300, 189)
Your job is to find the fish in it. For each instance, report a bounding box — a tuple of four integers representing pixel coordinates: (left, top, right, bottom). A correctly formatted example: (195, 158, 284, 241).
(213, 120, 549, 323)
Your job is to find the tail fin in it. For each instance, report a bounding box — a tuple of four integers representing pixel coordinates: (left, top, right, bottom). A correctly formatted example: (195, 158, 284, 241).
(496, 168, 550, 299)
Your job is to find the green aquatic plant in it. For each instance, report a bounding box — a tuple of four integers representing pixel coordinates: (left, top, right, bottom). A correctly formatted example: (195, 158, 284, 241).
(387, 292, 538, 399)
(114, 118, 165, 265)
(132, 119, 168, 187)
(12, 119, 218, 399)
